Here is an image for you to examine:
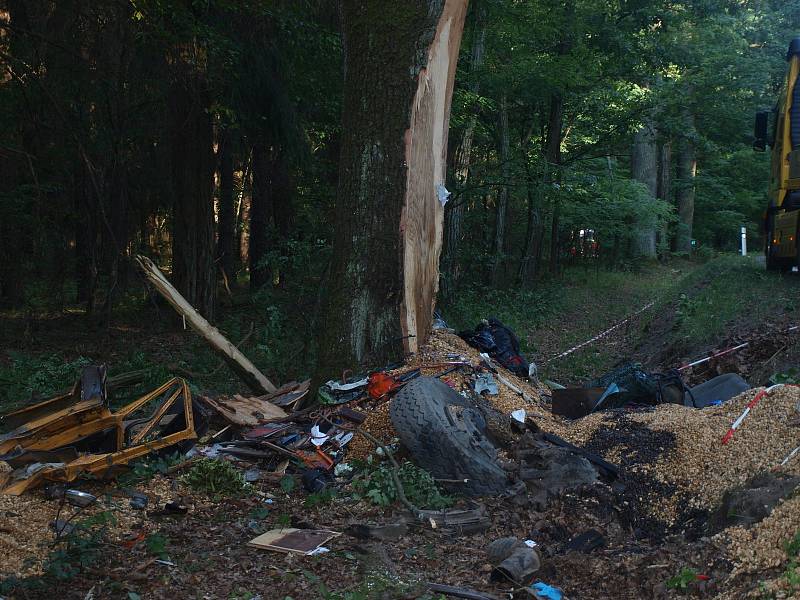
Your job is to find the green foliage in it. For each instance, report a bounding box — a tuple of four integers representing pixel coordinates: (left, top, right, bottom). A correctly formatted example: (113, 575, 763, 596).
(0, 353, 90, 416)
(145, 532, 170, 560)
(38, 509, 117, 584)
(305, 488, 336, 508)
(280, 475, 296, 494)
(783, 531, 800, 592)
(666, 567, 699, 590)
(770, 368, 800, 385)
(118, 451, 185, 486)
(352, 461, 452, 510)
(181, 459, 249, 497)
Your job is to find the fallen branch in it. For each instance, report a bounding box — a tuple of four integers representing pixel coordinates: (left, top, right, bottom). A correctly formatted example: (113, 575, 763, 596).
(135, 255, 276, 394)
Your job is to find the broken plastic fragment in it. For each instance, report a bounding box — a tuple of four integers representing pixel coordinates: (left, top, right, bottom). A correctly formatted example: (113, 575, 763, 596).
(436, 183, 451, 207)
(310, 425, 329, 447)
(523, 539, 538, 548)
(474, 373, 499, 395)
(511, 409, 526, 423)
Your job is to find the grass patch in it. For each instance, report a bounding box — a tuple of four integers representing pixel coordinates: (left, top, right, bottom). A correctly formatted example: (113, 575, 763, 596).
(180, 458, 249, 497)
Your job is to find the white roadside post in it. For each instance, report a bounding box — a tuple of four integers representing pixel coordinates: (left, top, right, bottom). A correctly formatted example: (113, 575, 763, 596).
(740, 226, 747, 256)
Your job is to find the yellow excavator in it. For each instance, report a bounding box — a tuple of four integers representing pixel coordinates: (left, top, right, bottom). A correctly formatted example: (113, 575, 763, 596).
(755, 37, 800, 271)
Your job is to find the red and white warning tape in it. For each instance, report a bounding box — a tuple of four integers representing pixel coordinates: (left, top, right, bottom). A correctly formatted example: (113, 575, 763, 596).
(777, 444, 800, 469)
(721, 383, 799, 445)
(546, 301, 656, 364)
(678, 325, 799, 372)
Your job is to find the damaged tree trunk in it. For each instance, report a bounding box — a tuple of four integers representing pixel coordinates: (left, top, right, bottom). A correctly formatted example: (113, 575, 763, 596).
(317, 0, 468, 375)
(136, 255, 276, 394)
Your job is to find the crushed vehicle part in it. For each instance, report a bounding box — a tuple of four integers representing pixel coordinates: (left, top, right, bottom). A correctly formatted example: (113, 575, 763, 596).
(0, 368, 205, 495)
(390, 377, 511, 496)
(586, 363, 688, 408)
(684, 373, 751, 408)
(486, 537, 541, 585)
(417, 503, 490, 536)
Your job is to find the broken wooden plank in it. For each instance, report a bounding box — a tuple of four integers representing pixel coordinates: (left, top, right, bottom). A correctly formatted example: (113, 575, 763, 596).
(135, 255, 276, 394)
(247, 528, 340, 555)
(199, 394, 287, 427)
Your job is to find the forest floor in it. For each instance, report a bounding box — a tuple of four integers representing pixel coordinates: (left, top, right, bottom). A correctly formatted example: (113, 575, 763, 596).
(1, 254, 800, 599)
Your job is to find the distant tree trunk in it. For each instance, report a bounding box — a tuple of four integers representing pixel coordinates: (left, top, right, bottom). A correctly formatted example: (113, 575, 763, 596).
(545, 93, 564, 274)
(441, 0, 486, 300)
(250, 143, 272, 290)
(675, 112, 697, 253)
(237, 152, 252, 268)
(169, 46, 216, 320)
(517, 159, 544, 285)
(217, 128, 236, 282)
(657, 136, 671, 254)
(271, 152, 293, 287)
(317, 0, 467, 376)
(491, 93, 510, 286)
(631, 118, 658, 257)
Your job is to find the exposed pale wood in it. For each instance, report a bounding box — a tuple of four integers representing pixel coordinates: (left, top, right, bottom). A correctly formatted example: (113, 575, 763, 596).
(400, 0, 469, 355)
(135, 255, 276, 394)
(199, 394, 287, 426)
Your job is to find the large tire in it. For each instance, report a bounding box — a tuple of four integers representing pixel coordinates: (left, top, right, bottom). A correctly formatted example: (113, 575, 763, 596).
(389, 377, 510, 496)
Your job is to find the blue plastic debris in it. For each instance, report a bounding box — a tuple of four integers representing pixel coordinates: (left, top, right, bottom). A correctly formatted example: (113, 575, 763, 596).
(531, 581, 562, 600)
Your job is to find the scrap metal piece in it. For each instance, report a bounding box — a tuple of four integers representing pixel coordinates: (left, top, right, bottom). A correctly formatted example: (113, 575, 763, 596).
(1, 376, 200, 495)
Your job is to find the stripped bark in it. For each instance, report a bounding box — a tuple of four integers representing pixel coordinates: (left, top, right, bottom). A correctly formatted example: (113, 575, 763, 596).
(136, 255, 276, 394)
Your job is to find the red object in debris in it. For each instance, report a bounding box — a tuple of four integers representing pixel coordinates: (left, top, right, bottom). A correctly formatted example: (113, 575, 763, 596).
(368, 372, 399, 400)
(695, 574, 710, 581)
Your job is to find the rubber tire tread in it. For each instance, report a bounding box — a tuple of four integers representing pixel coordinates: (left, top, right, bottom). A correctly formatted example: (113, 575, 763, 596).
(390, 377, 509, 496)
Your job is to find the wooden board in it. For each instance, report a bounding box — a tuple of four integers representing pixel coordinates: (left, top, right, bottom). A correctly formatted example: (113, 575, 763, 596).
(247, 528, 340, 554)
(400, 0, 468, 355)
(200, 394, 287, 426)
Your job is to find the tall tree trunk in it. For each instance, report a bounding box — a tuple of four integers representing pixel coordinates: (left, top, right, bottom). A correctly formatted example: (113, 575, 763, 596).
(317, 0, 467, 376)
(270, 152, 293, 287)
(491, 94, 510, 286)
(441, 0, 486, 300)
(675, 112, 697, 253)
(631, 118, 658, 257)
(169, 47, 216, 320)
(250, 143, 272, 290)
(217, 127, 236, 282)
(657, 136, 671, 254)
(545, 93, 564, 274)
(517, 159, 544, 284)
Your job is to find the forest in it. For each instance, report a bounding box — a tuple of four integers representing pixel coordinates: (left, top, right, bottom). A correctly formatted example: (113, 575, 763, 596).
(1, 1, 797, 377)
(2, 1, 800, 599)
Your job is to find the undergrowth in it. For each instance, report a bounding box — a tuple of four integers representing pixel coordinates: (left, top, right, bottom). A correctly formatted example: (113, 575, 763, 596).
(181, 458, 250, 496)
(351, 461, 452, 510)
